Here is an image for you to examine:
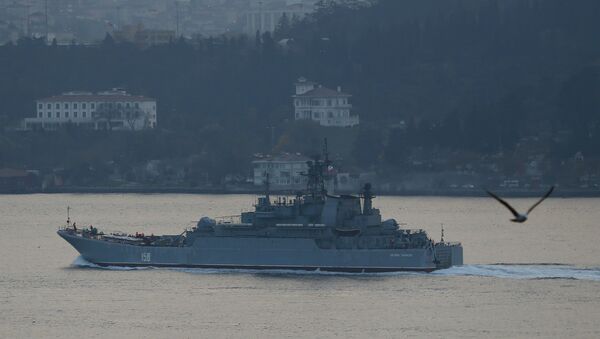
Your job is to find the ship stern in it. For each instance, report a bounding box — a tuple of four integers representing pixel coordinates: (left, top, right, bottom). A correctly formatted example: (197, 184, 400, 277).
(434, 242, 463, 269)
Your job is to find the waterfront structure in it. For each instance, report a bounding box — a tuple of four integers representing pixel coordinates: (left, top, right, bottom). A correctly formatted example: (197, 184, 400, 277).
(293, 77, 359, 127)
(252, 153, 310, 189)
(0, 168, 39, 193)
(23, 89, 157, 131)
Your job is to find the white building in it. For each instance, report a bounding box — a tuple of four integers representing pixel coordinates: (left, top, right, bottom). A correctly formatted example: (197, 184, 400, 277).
(253, 153, 310, 189)
(243, 1, 314, 35)
(23, 89, 157, 131)
(292, 77, 359, 127)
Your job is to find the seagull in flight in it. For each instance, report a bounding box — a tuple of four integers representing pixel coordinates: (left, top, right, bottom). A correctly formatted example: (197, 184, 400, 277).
(486, 186, 555, 223)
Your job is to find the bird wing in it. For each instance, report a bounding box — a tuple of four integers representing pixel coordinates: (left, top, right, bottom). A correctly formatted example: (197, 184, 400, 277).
(486, 190, 520, 218)
(526, 186, 555, 215)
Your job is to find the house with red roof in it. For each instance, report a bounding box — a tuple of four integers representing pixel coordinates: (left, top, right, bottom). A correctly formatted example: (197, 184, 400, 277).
(292, 77, 359, 127)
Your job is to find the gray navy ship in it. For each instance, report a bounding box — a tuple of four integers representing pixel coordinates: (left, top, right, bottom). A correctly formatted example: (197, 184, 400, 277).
(58, 147, 463, 272)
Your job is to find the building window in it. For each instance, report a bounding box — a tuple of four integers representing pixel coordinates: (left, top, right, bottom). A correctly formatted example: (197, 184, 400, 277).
(135, 103, 139, 108)
(126, 103, 130, 108)
(55, 103, 60, 109)
(38, 103, 43, 109)
(82, 112, 87, 118)
(91, 103, 95, 109)
(74, 112, 78, 118)
(56, 112, 60, 118)
(327, 99, 331, 106)
(82, 103, 87, 109)
(47, 112, 51, 118)
(73, 103, 78, 109)
(64, 103, 69, 109)
(38, 112, 42, 118)
(65, 112, 69, 118)
(47, 103, 51, 109)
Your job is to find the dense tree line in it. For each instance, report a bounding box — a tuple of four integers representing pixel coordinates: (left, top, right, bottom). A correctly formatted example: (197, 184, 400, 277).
(0, 0, 599, 181)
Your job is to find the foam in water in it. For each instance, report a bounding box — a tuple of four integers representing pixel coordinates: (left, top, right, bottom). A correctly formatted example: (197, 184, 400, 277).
(70, 256, 600, 281)
(176, 265, 600, 281)
(71, 256, 151, 271)
(172, 267, 421, 277)
(433, 264, 600, 281)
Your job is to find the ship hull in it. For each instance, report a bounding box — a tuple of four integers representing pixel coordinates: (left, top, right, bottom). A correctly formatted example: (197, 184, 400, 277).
(58, 230, 457, 272)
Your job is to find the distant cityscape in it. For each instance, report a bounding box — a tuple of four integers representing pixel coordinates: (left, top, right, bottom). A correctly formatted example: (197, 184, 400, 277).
(0, 0, 319, 45)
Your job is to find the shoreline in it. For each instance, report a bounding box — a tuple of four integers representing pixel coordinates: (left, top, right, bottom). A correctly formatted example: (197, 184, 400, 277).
(2, 186, 599, 197)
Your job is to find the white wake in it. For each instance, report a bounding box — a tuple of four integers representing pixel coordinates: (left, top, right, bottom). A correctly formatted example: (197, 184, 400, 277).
(70, 256, 151, 271)
(433, 264, 600, 281)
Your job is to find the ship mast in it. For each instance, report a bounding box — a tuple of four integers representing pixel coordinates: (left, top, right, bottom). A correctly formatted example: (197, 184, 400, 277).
(361, 183, 374, 215)
(321, 138, 331, 194)
(263, 171, 271, 206)
(304, 139, 331, 198)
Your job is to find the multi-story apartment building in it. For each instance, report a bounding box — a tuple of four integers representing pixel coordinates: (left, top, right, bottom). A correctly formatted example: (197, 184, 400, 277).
(253, 153, 310, 189)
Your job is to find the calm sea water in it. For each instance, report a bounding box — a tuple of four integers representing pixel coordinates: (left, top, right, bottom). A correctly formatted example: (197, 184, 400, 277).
(1, 194, 599, 338)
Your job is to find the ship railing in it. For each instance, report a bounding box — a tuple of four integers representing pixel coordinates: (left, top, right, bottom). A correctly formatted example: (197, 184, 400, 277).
(400, 228, 426, 233)
(59, 227, 105, 240)
(276, 223, 326, 227)
(215, 215, 241, 224)
(58, 224, 91, 235)
(219, 223, 253, 228)
(59, 224, 132, 240)
(437, 241, 462, 246)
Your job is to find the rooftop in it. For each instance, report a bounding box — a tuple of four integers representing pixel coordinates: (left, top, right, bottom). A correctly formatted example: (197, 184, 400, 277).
(38, 90, 155, 103)
(0, 168, 29, 178)
(295, 76, 317, 85)
(253, 153, 311, 163)
(293, 86, 351, 98)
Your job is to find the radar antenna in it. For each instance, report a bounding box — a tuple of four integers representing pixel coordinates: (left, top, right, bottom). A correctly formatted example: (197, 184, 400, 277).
(302, 138, 333, 198)
(361, 183, 374, 215)
(441, 223, 445, 243)
(323, 137, 329, 164)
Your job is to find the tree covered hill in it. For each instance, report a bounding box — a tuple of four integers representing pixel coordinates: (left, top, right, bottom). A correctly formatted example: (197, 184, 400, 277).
(0, 0, 599, 182)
